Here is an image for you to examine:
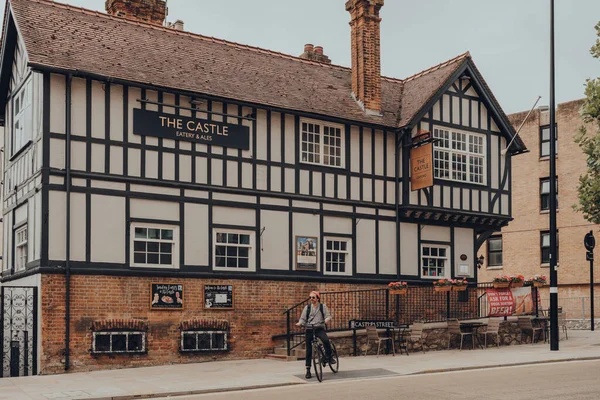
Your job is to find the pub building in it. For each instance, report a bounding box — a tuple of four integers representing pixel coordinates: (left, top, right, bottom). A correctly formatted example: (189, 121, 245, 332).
(0, 0, 526, 376)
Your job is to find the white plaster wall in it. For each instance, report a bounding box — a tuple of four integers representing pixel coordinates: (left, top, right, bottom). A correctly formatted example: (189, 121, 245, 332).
(91, 195, 125, 263)
(454, 227, 474, 277)
(48, 191, 66, 260)
(50, 74, 66, 134)
(356, 219, 376, 274)
(292, 212, 320, 270)
(421, 225, 451, 242)
(184, 203, 209, 266)
(130, 198, 179, 221)
(400, 222, 418, 276)
(323, 216, 352, 235)
(261, 210, 289, 270)
(213, 206, 255, 227)
(378, 221, 396, 275)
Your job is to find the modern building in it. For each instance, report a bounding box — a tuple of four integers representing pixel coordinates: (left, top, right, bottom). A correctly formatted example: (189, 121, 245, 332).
(479, 100, 599, 312)
(0, 0, 525, 376)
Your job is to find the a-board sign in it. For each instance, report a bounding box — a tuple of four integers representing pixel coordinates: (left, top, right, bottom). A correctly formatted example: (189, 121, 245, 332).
(204, 285, 234, 309)
(150, 283, 184, 310)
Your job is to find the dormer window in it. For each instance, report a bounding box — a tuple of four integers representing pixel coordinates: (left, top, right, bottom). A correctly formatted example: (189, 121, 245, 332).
(432, 127, 486, 185)
(299, 119, 344, 168)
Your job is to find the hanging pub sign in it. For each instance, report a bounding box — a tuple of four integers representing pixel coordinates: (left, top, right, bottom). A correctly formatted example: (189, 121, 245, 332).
(204, 285, 234, 309)
(410, 142, 434, 191)
(133, 109, 250, 150)
(150, 283, 184, 310)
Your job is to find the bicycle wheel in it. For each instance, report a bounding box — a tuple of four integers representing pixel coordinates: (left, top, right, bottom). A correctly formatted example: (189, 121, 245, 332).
(312, 342, 323, 382)
(329, 342, 339, 373)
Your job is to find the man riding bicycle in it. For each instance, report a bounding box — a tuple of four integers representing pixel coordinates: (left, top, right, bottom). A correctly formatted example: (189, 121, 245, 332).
(296, 290, 335, 379)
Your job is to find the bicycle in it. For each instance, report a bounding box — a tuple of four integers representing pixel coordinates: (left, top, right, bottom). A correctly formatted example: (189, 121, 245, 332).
(305, 325, 339, 382)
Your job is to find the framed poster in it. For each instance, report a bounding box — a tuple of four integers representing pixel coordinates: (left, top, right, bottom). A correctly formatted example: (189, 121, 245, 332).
(150, 283, 184, 310)
(204, 285, 234, 309)
(296, 236, 318, 270)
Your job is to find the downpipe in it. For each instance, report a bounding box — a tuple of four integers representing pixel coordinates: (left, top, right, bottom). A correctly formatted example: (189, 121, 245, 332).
(65, 74, 72, 370)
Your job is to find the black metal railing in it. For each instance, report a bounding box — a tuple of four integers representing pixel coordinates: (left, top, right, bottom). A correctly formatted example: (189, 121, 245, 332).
(278, 283, 541, 356)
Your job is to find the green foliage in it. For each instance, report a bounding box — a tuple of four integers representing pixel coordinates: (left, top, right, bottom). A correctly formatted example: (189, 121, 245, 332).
(574, 21, 600, 223)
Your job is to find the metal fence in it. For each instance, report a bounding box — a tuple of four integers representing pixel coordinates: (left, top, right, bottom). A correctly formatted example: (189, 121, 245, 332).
(538, 296, 600, 319)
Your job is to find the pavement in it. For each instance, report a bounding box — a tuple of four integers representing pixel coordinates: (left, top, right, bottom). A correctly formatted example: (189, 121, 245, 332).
(1, 329, 599, 400)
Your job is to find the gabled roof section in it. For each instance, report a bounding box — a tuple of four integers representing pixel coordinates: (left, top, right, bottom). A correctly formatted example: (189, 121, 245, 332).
(398, 53, 526, 154)
(0, 1, 20, 117)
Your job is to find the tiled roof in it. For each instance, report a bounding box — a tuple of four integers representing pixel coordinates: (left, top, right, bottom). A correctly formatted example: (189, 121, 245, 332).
(10, 0, 471, 129)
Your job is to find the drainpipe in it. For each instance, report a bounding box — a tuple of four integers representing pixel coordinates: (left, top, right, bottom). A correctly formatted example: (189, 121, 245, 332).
(65, 74, 72, 371)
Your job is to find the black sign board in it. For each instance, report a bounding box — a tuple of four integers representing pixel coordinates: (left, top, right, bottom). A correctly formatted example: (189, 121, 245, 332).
(133, 109, 250, 150)
(204, 285, 234, 309)
(150, 283, 184, 310)
(349, 320, 395, 329)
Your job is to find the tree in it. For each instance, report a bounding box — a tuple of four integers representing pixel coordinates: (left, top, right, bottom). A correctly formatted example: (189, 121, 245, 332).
(574, 21, 600, 224)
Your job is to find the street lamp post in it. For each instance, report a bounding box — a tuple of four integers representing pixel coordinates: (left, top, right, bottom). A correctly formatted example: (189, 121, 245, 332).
(548, 0, 559, 351)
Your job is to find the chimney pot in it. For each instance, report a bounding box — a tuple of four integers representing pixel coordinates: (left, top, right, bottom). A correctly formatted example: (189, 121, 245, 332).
(105, 0, 167, 25)
(304, 43, 314, 53)
(314, 46, 323, 55)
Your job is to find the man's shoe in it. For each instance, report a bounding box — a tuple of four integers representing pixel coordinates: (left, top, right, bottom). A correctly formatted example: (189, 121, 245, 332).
(305, 370, 312, 379)
(329, 357, 337, 365)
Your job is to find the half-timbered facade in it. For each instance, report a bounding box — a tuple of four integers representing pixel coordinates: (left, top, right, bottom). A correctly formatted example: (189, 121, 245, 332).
(0, 0, 525, 375)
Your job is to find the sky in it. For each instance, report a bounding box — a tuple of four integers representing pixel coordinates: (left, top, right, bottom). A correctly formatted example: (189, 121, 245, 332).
(4, 0, 600, 114)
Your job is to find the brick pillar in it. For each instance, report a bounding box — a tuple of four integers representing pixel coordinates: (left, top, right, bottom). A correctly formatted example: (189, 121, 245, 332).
(345, 0, 384, 115)
(105, 0, 167, 25)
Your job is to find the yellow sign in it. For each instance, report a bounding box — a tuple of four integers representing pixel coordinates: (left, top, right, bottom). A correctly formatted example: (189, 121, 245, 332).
(410, 143, 433, 191)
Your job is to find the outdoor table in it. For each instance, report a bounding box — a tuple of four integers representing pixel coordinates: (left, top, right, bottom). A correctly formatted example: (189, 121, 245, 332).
(392, 324, 410, 355)
(459, 321, 488, 349)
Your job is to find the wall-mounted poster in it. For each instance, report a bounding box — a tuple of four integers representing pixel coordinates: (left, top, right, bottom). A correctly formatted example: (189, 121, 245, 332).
(296, 236, 318, 270)
(150, 283, 184, 310)
(204, 285, 234, 309)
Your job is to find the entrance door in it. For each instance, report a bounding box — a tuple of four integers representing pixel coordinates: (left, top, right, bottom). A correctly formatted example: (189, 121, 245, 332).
(1, 286, 37, 377)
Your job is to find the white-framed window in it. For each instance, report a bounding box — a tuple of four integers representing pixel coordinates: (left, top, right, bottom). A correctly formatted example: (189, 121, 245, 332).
(15, 225, 28, 271)
(300, 119, 344, 168)
(12, 77, 33, 155)
(213, 229, 255, 272)
(181, 330, 228, 352)
(131, 223, 178, 268)
(91, 331, 146, 354)
(421, 245, 449, 278)
(433, 127, 485, 184)
(324, 237, 352, 276)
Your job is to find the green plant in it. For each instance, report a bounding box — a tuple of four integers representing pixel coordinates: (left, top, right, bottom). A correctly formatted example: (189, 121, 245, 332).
(528, 275, 548, 284)
(452, 278, 468, 286)
(388, 281, 407, 290)
(493, 275, 511, 283)
(433, 278, 453, 286)
(509, 274, 525, 283)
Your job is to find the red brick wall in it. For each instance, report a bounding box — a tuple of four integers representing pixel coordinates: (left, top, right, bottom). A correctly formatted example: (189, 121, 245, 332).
(40, 274, 379, 374)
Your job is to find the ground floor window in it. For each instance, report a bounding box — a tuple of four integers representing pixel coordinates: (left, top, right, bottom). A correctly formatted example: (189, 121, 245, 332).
(15, 225, 28, 271)
(91, 331, 146, 354)
(181, 330, 228, 352)
(324, 237, 352, 276)
(213, 229, 255, 271)
(487, 236, 502, 267)
(421, 245, 449, 278)
(131, 223, 178, 268)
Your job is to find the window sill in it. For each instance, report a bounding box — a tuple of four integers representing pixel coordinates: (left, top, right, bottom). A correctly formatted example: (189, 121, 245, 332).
(540, 209, 559, 214)
(486, 266, 503, 270)
(213, 267, 256, 272)
(130, 264, 179, 269)
(539, 155, 558, 162)
(540, 263, 559, 268)
(9, 140, 33, 162)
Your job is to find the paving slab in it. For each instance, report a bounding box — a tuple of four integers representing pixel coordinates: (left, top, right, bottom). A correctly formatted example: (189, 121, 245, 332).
(0, 330, 598, 400)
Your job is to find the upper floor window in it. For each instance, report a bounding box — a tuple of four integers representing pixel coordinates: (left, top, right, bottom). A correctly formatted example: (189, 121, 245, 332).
(433, 127, 485, 184)
(15, 225, 28, 271)
(540, 125, 558, 157)
(13, 77, 33, 155)
(300, 119, 344, 168)
(131, 223, 178, 268)
(541, 231, 559, 265)
(487, 236, 502, 267)
(540, 177, 558, 211)
(324, 237, 352, 276)
(421, 245, 449, 278)
(213, 229, 255, 272)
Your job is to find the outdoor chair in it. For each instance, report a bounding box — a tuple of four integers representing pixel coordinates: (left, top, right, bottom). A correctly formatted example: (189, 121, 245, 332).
(483, 318, 501, 348)
(447, 319, 473, 350)
(558, 312, 568, 340)
(405, 321, 426, 353)
(364, 325, 394, 357)
(518, 316, 544, 344)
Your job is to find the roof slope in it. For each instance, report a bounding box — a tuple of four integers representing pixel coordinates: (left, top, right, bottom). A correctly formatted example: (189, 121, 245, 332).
(8, 0, 494, 132)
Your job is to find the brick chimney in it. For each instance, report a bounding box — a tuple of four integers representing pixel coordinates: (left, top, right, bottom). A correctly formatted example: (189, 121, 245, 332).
(299, 43, 332, 64)
(105, 0, 167, 25)
(345, 0, 384, 116)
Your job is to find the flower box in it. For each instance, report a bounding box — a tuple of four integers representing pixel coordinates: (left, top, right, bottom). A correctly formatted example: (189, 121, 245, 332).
(493, 282, 510, 289)
(389, 288, 408, 295)
(452, 285, 467, 291)
(510, 281, 524, 288)
(434, 286, 452, 292)
(532, 281, 544, 288)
